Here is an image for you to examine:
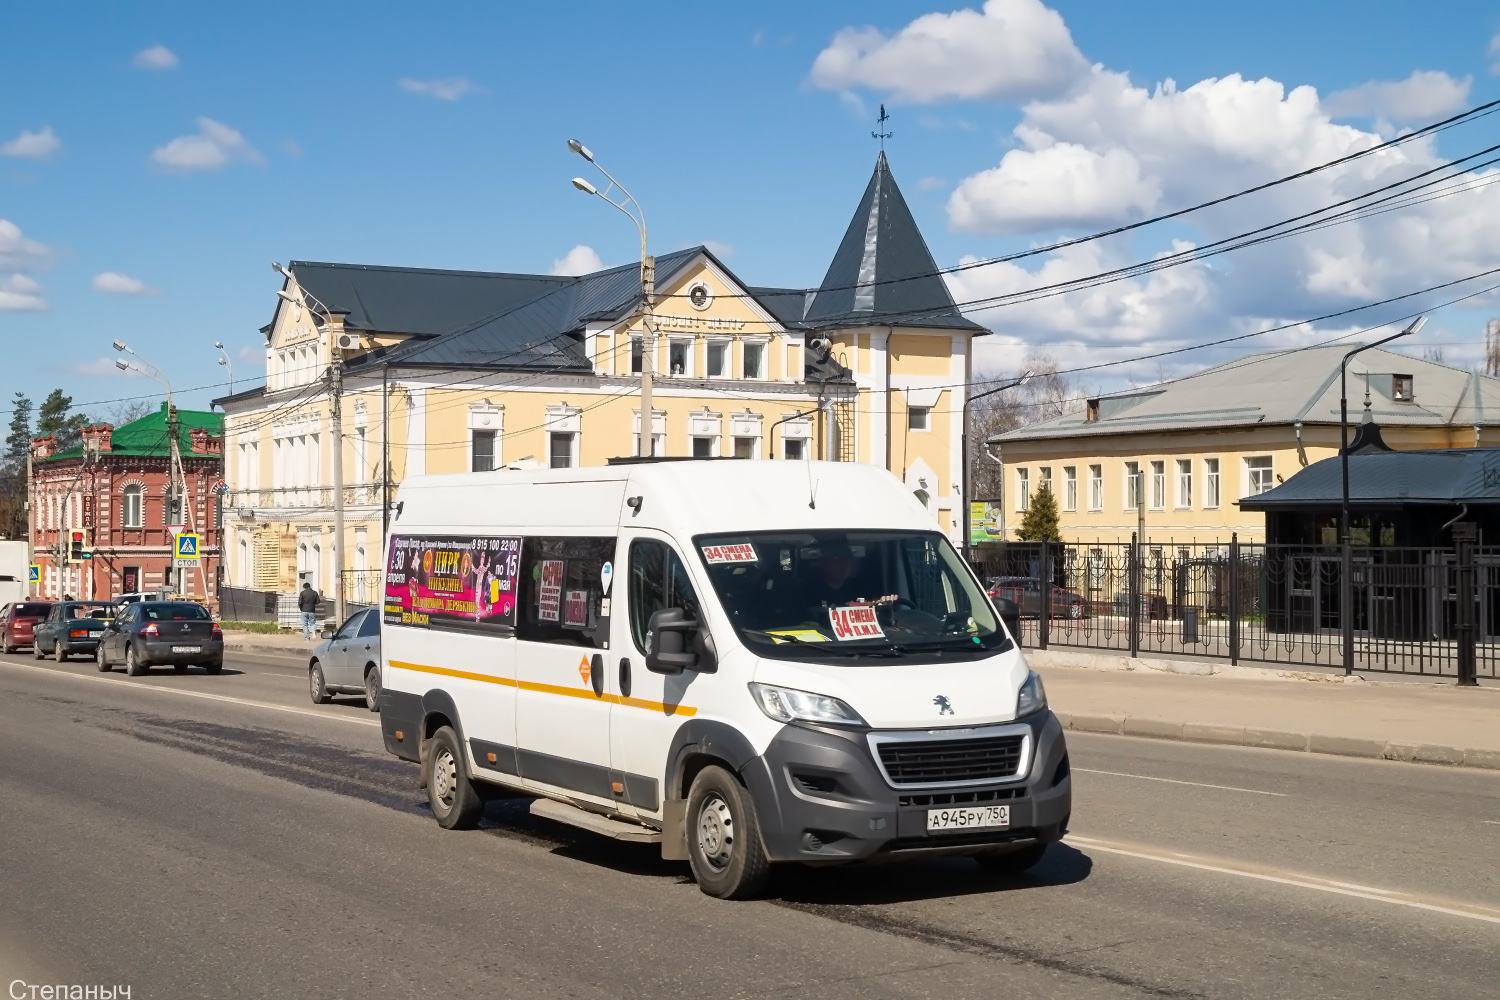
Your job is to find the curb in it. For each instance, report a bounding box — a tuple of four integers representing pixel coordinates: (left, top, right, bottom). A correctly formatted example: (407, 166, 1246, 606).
(1055, 711, 1500, 770)
(224, 640, 311, 659)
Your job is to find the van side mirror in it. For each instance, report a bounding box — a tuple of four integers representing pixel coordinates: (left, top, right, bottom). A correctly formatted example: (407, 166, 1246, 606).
(645, 607, 714, 674)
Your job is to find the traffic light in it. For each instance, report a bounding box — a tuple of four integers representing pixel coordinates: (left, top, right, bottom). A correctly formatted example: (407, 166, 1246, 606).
(69, 530, 85, 562)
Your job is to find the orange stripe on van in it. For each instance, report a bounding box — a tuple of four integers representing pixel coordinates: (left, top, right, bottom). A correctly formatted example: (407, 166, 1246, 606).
(387, 659, 697, 717)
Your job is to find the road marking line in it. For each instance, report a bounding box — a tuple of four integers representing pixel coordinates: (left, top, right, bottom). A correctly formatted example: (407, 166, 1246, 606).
(1484, 820, 1500, 826)
(1069, 834, 1500, 926)
(0, 660, 380, 728)
(1072, 767, 1287, 797)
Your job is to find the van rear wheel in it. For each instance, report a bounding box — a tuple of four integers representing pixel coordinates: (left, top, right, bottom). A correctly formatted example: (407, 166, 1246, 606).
(686, 765, 770, 900)
(425, 726, 483, 830)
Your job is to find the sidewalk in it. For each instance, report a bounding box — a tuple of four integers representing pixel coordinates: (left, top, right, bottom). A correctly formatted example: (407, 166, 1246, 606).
(222, 629, 321, 658)
(1029, 648, 1500, 770)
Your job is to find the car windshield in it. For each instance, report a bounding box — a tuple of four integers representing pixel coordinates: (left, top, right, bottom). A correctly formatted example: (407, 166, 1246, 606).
(140, 603, 210, 620)
(14, 603, 51, 618)
(693, 530, 1005, 659)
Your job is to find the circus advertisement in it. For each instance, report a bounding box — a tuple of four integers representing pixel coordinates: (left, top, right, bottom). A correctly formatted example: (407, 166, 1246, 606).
(384, 535, 522, 630)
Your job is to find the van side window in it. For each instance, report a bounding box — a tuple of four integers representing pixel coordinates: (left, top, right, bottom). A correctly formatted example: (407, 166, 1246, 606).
(629, 539, 703, 654)
(516, 536, 616, 647)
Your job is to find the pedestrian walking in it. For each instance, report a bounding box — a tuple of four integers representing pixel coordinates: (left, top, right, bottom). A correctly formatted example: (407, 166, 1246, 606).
(298, 582, 321, 641)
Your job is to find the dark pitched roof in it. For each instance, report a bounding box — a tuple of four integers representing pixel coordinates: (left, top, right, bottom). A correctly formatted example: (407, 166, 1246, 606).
(286, 261, 570, 337)
(46, 403, 221, 462)
(1239, 448, 1500, 509)
(803, 151, 984, 332)
(362, 247, 705, 371)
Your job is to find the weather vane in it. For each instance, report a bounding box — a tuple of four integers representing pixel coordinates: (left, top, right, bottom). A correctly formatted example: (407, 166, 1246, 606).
(872, 104, 892, 149)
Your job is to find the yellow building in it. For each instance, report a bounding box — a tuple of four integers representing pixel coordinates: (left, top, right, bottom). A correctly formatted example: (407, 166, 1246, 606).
(989, 346, 1500, 546)
(218, 152, 988, 596)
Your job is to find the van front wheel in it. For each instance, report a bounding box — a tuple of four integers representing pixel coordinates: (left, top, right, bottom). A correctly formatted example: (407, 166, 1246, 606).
(425, 726, 483, 830)
(686, 765, 770, 900)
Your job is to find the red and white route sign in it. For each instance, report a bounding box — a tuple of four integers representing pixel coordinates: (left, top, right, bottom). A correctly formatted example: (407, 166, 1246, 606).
(828, 604, 885, 641)
(701, 543, 757, 564)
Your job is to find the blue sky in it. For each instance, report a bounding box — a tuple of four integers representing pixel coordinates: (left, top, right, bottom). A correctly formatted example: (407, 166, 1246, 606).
(5, 1, 1500, 421)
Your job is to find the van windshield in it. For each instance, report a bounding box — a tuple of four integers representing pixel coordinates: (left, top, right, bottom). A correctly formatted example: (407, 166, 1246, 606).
(693, 530, 1006, 659)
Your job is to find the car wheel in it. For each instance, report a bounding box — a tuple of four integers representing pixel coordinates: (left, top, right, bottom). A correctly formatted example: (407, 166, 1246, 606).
(204, 661, 223, 675)
(95, 644, 111, 672)
(54, 642, 67, 663)
(33, 640, 44, 660)
(686, 764, 770, 900)
(2, 642, 12, 655)
(425, 726, 483, 830)
(975, 843, 1048, 874)
(125, 646, 146, 677)
(364, 664, 381, 712)
(309, 661, 331, 704)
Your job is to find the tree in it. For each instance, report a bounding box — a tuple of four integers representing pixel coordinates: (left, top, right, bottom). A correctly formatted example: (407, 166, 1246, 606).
(1015, 483, 1061, 542)
(4, 392, 32, 472)
(104, 399, 153, 427)
(0, 393, 32, 539)
(967, 351, 1088, 506)
(36, 389, 87, 450)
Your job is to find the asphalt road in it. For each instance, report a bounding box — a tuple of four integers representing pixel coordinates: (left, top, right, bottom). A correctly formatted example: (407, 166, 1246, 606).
(1, 648, 1497, 999)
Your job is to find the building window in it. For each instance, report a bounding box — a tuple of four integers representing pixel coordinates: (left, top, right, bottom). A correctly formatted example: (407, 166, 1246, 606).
(1246, 456, 1274, 495)
(630, 336, 643, 374)
(733, 436, 757, 459)
(1150, 460, 1165, 510)
(706, 340, 728, 378)
(668, 339, 691, 376)
(1176, 459, 1192, 509)
(1205, 458, 1220, 508)
(121, 485, 143, 529)
(1124, 461, 1141, 510)
(742, 341, 765, 379)
(1063, 466, 1077, 511)
(549, 432, 577, 469)
(1016, 467, 1030, 511)
(784, 438, 805, 461)
(692, 436, 715, 458)
(1088, 464, 1103, 511)
(1039, 466, 1053, 495)
(471, 430, 497, 472)
(907, 406, 930, 431)
(1392, 374, 1414, 402)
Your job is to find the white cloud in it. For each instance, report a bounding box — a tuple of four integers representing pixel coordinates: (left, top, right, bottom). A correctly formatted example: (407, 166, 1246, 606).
(236, 345, 263, 365)
(1324, 70, 1470, 123)
(92, 271, 156, 296)
(151, 117, 262, 172)
(951, 142, 1159, 233)
(68, 357, 145, 377)
(0, 274, 46, 312)
(398, 76, 479, 101)
(2, 126, 61, 160)
(0, 219, 52, 271)
(704, 240, 735, 258)
(549, 245, 604, 276)
(1489, 32, 1500, 74)
(133, 44, 179, 71)
(917, 176, 947, 191)
(809, 0, 1087, 104)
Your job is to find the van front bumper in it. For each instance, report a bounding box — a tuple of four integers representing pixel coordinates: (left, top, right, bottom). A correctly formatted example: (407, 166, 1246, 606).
(741, 709, 1071, 864)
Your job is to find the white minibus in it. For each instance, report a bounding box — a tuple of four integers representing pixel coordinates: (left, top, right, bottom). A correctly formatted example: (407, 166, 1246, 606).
(378, 459, 1071, 898)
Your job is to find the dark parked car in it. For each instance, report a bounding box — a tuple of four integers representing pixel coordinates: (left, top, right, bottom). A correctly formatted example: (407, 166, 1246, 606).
(32, 601, 115, 661)
(2, 601, 54, 653)
(96, 601, 224, 675)
(987, 576, 1090, 619)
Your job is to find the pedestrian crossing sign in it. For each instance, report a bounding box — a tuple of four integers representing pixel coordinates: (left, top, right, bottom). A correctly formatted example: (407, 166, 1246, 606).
(175, 533, 200, 561)
(28, 564, 39, 582)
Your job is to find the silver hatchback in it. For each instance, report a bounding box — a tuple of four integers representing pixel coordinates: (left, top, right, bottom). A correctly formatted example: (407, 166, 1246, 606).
(309, 607, 382, 710)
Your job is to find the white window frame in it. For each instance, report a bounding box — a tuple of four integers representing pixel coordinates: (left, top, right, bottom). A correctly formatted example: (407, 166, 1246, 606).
(1245, 455, 1274, 496)
(545, 404, 582, 469)
(741, 339, 768, 380)
(1123, 461, 1141, 510)
(907, 406, 930, 431)
(1062, 466, 1077, 512)
(633, 409, 666, 458)
(1205, 457, 1221, 509)
(729, 410, 763, 459)
(1176, 459, 1192, 509)
(1016, 467, 1030, 512)
(630, 335, 644, 375)
(1150, 460, 1165, 511)
(468, 405, 503, 473)
(1088, 464, 1103, 511)
(121, 485, 143, 529)
(705, 338, 730, 379)
(667, 337, 694, 378)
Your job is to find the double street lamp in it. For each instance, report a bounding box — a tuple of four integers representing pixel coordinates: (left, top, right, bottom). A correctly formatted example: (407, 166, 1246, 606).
(567, 139, 655, 457)
(214, 341, 233, 396)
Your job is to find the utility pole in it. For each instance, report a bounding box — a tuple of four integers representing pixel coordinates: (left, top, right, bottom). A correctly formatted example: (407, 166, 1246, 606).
(330, 348, 346, 626)
(25, 444, 34, 597)
(166, 401, 186, 596)
(639, 255, 655, 457)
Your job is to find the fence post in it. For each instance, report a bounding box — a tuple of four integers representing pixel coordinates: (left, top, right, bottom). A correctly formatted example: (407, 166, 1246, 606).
(1039, 542, 1051, 650)
(1455, 522, 1478, 686)
(1129, 531, 1140, 658)
(1228, 533, 1239, 665)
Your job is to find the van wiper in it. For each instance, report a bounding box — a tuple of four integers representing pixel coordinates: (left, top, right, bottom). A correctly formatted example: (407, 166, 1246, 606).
(741, 629, 865, 657)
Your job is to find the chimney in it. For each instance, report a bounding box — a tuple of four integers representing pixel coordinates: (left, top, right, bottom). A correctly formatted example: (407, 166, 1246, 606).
(189, 427, 222, 455)
(31, 434, 58, 460)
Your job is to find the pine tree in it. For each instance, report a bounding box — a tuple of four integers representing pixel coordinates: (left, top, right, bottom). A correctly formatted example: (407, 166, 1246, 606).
(1015, 482, 1062, 541)
(36, 389, 87, 450)
(4, 392, 32, 472)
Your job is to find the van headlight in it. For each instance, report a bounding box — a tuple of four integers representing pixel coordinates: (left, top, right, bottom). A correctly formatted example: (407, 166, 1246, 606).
(749, 683, 866, 727)
(1016, 671, 1047, 718)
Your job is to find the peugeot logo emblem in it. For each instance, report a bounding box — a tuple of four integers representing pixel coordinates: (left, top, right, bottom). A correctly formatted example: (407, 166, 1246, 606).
(933, 695, 954, 716)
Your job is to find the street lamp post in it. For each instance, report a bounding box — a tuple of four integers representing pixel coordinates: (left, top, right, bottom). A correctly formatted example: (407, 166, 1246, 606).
(567, 139, 655, 457)
(113, 340, 193, 599)
(962, 371, 1034, 564)
(1339, 316, 1426, 674)
(215, 341, 234, 396)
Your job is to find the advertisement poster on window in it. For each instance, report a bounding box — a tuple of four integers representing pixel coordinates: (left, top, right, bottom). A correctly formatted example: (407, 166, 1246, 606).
(384, 535, 522, 629)
(537, 559, 564, 621)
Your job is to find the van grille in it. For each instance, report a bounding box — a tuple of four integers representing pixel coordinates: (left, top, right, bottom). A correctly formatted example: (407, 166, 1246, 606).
(876, 734, 1025, 785)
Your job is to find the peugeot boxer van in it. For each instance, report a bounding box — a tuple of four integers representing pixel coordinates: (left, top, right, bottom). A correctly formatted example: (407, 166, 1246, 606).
(378, 460, 1071, 898)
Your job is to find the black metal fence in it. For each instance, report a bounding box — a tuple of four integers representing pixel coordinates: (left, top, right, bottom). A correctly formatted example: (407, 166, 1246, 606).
(977, 538, 1494, 680)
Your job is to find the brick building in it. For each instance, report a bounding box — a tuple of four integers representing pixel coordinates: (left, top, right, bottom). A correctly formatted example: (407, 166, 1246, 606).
(32, 402, 224, 603)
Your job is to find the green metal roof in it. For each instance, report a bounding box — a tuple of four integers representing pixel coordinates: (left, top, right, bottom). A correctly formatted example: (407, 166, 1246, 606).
(46, 402, 222, 462)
